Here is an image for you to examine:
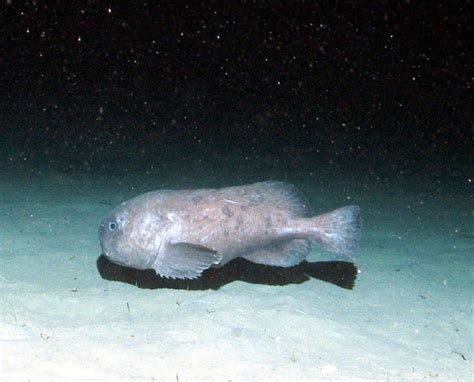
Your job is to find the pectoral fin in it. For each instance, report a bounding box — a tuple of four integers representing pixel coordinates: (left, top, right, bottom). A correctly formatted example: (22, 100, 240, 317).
(151, 242, 222, 279)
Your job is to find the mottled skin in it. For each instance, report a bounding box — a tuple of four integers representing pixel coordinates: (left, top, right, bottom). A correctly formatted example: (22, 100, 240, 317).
(99, 182, 361, 279)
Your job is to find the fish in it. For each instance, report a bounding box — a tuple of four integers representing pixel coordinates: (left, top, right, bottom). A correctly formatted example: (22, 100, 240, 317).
(98, 181, 362, 280)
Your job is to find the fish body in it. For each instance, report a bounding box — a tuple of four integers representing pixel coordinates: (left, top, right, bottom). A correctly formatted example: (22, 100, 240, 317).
(98, 181, 361, 279)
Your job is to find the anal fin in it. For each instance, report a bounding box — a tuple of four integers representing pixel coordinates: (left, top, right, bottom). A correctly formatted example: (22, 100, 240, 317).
(241, 239, 311, 267)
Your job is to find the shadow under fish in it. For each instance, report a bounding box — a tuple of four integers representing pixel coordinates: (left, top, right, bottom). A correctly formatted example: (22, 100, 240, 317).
(97, 255, 358, 290)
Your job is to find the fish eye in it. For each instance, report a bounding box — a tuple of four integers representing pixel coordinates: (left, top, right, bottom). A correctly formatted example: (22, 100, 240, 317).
(108, 221, 118, 231)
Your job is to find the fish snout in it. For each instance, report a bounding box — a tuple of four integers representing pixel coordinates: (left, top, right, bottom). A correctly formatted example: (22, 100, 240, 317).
(98, 221, 106, 243)
(98, 221, 111, 256)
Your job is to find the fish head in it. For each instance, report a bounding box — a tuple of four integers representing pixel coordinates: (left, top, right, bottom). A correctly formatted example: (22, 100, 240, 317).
(98, 198, 169, 270)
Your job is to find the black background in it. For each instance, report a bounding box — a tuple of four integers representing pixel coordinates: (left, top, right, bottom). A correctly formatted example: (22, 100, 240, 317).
(0, 1, 471, 181)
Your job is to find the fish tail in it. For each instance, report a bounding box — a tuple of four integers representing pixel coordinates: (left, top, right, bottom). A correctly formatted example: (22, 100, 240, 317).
(310, 205, 362, 260)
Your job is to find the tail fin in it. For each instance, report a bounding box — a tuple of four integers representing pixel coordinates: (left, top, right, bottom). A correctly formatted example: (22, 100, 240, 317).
(311, 205, 362, 261)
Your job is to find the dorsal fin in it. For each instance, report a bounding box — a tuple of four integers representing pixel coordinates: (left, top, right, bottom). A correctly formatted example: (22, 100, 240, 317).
(222, 181, 311, 217)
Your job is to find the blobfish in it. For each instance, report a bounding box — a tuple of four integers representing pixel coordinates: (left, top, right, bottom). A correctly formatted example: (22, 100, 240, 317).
(98, 181, 361, 279)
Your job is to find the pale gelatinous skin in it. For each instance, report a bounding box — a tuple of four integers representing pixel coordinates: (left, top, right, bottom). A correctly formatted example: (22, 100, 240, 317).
(99, 181, 361, 279)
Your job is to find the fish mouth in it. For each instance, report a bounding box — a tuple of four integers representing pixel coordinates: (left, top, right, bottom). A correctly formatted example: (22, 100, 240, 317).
(99, 240, 110, 258)
(100, 243, 111, 258)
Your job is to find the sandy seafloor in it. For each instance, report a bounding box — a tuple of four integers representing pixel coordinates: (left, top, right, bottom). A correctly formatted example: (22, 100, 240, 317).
(0, 164, 472, 381)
